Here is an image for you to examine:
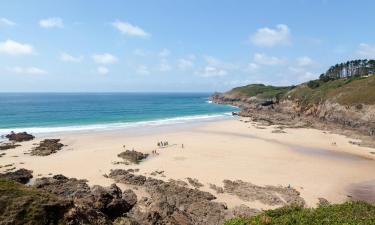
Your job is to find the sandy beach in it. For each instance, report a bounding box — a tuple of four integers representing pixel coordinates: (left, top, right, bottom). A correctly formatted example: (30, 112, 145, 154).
(1, 117, 375, 210)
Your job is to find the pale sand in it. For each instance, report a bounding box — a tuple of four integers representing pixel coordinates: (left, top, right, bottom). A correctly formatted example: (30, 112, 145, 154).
(1, 117, 375, 210)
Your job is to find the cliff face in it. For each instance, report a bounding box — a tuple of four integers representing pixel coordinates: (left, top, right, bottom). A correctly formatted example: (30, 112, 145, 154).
(210, 76, 375, 136)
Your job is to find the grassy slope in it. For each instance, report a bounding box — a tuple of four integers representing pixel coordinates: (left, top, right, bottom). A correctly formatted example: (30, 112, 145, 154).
(225, 84, 293, 100)
(0, 178, 69, 225)
(224, 202, 375, 225)
(225, 75, 375, 106)
(288, 75, 375, 107)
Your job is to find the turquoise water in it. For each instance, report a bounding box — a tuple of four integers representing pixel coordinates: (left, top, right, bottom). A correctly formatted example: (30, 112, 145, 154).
(0, 93, 236, 134)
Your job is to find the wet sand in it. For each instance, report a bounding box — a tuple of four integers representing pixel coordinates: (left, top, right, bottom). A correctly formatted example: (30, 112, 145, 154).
(0, 117, 374, 210)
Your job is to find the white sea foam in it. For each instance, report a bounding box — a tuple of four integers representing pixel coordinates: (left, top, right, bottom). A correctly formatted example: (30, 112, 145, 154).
(0, 113, 234, 135)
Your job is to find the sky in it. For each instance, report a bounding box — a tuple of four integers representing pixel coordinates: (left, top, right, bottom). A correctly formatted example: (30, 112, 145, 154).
(0, 0, 375, 92)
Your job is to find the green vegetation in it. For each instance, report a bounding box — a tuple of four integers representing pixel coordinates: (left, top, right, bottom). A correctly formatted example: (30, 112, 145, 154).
(223, 201, 375, 225)
(320, 59, 375, 81)
(288, 75, 375, 107)
(226, 71, 375, 107)
(228, 84, 294, 100)
(0, 178, 69, 225)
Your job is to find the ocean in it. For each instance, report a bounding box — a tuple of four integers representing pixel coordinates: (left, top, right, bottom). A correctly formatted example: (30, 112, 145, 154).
(0, 93, 236, 134)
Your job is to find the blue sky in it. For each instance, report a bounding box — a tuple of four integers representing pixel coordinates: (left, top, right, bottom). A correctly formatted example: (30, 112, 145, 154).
(1, 0, 375, 92)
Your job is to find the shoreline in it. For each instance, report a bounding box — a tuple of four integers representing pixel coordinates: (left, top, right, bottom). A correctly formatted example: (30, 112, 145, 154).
(1, 116, 375, 210)
(0, 112, 235, 139)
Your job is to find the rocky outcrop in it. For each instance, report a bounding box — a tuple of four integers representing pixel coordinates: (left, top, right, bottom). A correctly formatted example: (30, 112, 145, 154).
(108, 169, 259, 225)
(5, 131, 34, 142)
(0, 142, 20, 150)
(0, 178, 72, 225)
(186, 177, 204, 188)
(211, 92, 375, 138)
(31, 139, 64, 156)
(1, 169, 293, 224)
(34, 174, 138, 224)
(117, 150, 149, 164)
(223, 180, 305, 207)
(0, 168, 33, 184)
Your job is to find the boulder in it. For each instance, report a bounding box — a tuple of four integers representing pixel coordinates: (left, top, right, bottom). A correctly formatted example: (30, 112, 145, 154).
(31, 139, 64, 156)
(34, 174, 136, 222)
(117, 150, 149, 164)
(5, 131, 34, 142)
(0, 168, 33, 184)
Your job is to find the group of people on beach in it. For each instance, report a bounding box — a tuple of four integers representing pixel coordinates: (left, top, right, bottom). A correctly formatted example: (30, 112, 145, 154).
(157, 141, 169, 147)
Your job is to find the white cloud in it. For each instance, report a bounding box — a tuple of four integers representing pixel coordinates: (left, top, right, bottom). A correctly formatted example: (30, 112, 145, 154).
(158, 59, 172, 72)
(0, 39, 34, 55)
(39, 17, 63, 28)
(112, 21, 150, 38)
(288, 67, 316, 81)
(250, 24, 291, 47)
(9, 66, 47, 75)
(357, 43, 375, 58)
(92, 53, 118, 64)
(0, 18, 16, 26)
(244, 63, 259, 73)
(178, 58, 194, 70)
(196, 56, 237, 77)
(97, 66, 109, 75)
(254, 53, 286, 65)
(296, 56, 314, 66)
(158, 48, 170, 58)
(197, 66, 227, 77)
(136, 65, 150, 75)
(60, 52, 83, 62)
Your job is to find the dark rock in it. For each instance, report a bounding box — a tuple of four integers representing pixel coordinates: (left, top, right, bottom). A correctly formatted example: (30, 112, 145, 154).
(31, 139, 64, 156)
(110, 169, 233, 225)
(5, 131, 34, 142)
(63, 205, 111, 225)
(0, 143, 21, 150)
(229, 205, 260, 218)
(123, 189, 137, 207)
(223, 180, 305, 207)
(318, 197, 330, 205)
(186, 177, 204, 188)
(0, 168, 33, 184)
(109, 169, 147, 185)
(168, 179, 189, 187)
(89, 184, 134, 219)
(260, 100, 275, 106)
(34, 174, 136, 223)
(209, 183, 224, 194)
(117, 150, 149, 164)
(34, 174, 92, 199)
(113, 217, 140, 225)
